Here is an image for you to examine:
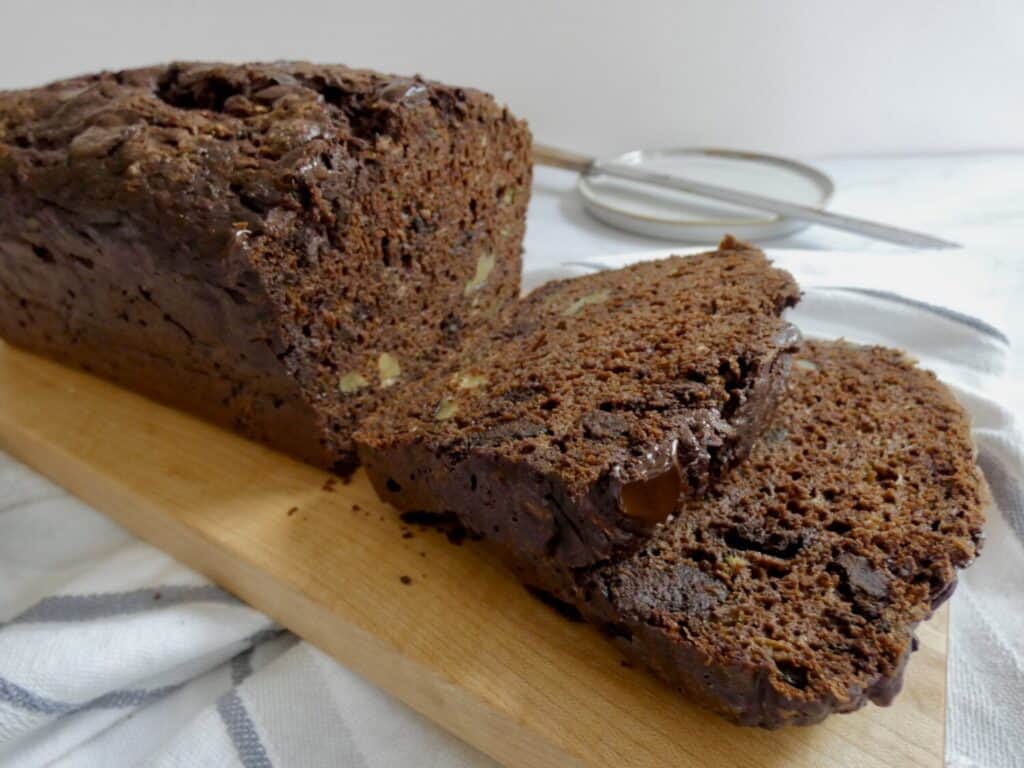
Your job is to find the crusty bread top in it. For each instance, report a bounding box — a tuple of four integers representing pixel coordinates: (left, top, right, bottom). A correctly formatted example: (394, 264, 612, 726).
(0, 62, 532, 470)
(0, 60, 506, 159)
(0, 61, 517, 230)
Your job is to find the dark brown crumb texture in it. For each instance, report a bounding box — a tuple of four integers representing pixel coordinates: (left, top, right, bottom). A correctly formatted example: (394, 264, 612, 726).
(567, 341, 987, 727)
(0, 61, 531, 470)
(356, 238, 800, 573)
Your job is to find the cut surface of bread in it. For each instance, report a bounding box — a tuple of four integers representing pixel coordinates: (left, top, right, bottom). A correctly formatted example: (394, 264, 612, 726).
(565, 340, 987, 727)
(357, 238, 801, 571)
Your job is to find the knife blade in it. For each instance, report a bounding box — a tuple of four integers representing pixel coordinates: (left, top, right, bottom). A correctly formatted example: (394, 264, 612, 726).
(532, 144, 960, 250)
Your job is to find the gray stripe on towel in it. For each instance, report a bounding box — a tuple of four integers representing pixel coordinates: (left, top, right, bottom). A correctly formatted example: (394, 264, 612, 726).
(0, 674, 179, 716)
(229, 628, 288, 686)
(3, 585, 238, 626)
(215, 640, 284, 767)
(218, 691, 273, 768)
(0, 624, 283, 719)
(231, 648, 256, 686)
(245, 627, 288, 649)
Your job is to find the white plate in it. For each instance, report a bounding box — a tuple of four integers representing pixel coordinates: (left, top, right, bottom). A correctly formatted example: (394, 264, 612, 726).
(578, 148, 833, 243)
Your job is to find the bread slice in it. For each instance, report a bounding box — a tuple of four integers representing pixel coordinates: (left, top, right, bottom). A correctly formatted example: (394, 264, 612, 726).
(562, 340, 987, 727)
(356, 238, 800, 572)
(0, 62, 530, 470)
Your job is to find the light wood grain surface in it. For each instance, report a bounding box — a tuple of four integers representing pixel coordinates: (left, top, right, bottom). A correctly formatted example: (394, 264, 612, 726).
(0, 342, 948, 768)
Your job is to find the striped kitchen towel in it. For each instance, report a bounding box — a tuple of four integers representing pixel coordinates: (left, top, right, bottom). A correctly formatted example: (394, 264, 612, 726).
(0, 462, 497, 767)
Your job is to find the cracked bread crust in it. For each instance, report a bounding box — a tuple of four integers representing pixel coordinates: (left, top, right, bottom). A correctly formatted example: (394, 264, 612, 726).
(0, 61, 531, 469)
(564, 341, 987, 727)
(356, 238, 800, 571)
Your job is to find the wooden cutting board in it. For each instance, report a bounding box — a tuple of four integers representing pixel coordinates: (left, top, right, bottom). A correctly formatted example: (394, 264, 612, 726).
(0, 342, 947, 767)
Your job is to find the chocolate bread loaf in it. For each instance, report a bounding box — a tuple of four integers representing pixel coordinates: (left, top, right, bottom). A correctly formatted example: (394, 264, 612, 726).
(356, 239, 800, 572)
(0, 62, 530, 470)
(564, 341, 987, 727)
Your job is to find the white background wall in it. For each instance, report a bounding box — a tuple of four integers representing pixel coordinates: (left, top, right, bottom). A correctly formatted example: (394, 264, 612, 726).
(2, 0, 1022, 157)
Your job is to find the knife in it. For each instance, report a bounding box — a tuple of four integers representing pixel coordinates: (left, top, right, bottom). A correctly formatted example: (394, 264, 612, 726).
(533, 144, 960, 250)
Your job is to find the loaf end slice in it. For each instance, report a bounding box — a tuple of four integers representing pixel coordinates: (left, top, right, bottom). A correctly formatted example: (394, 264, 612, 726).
(572, 340, 987, 727)
(0, 62, 531, 470)
(357, 238, 801, 572)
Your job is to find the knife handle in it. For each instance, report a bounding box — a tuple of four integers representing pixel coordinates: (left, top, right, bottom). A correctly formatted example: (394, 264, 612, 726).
(532, 143, 594, 173)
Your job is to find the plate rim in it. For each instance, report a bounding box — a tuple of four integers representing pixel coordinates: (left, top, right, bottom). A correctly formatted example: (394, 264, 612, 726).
(577, 147, 835, 228)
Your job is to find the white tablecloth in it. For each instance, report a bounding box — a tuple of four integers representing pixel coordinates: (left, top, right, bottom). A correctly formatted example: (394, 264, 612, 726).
(2, 157, 1022, 766)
